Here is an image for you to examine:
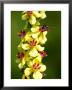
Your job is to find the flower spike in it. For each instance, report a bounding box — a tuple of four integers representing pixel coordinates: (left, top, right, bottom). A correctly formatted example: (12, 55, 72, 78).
(16, 11, 49, 79)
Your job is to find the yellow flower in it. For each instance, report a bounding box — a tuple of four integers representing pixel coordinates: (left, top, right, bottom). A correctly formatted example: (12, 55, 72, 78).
(32, 11, 41, 18)
(33, 71, 42, 79)
(16, 51, 31, 69)
(39, 11, 46, 19)
(17, 11, 48, 79)
(20, 32, 32, 43)
(22, 11, 37, 25)
(24, 68, 32, 76)
(29, 15, 36, 25)
(27, 55, 42, 67)
(24, 59, 46, 79)
(31, 25, 48, 44)
(21, 39, 44, 57)
(18, 62, 25, 69)
(22, 11, 46, 25)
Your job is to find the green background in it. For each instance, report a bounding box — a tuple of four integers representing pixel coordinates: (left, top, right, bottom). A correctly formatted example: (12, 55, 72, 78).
(11, 11, 61, 79)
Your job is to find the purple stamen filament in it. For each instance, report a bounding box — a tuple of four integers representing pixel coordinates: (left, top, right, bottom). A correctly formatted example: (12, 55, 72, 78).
(39, 25, 48, 32)
(27, 11, 33, 16)
(33, 63, 41, 70)
(17, 52, 24, 60)
(29, 39, 37, 46)
(18, 30, 26, 38)
(39, 51, 47, 58)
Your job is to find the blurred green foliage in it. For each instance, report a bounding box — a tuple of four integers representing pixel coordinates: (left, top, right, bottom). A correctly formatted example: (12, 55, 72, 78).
(11, 11, 61, 79)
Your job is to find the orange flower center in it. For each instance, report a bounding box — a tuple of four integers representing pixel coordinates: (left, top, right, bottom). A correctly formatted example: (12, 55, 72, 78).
(33, 63, 41, 70)
(39, 51, 47, 58)
(27, 11, 32, 16)
(17, 52, 24, 60)
(39, 25, 48, 32)
(29, 39, 37, 46)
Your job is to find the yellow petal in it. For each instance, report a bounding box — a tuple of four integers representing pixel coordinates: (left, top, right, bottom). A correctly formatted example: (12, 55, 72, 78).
(29, 15, 36, 25)
(24, 68, 32, 76)
(39, 64, 46, 72)
(24, 32, 32, 41)
(33, 71, 42, 79)
(27, 61, 33, 67)
(33, 11, 41, 18)
(35, 54, 42, 62)
(43, 36, 47, 42)
(18, 43, 22, 50)
(41, 14, 46, 19)
(31, 26, 39, 32)
(22, 14, 27, 20)
(29, 48, 38, 57)
(39, 35, 47, 44)
(21, 43, 30, 50)
(26, 56, 31, 61)
(43, 31, 48, 36)
(18, 63, 23, 69)
(36, 45, 44, 51)
(22, 58, 25, 65)
(31, 32, 40, 39)
(40, 11, 46, 19)
(38, 34, 43, 41)
(21, 38, 25, 42)
(33, 55, 42, 63)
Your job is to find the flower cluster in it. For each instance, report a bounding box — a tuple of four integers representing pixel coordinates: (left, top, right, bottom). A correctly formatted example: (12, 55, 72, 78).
(16, 11, 48, 79)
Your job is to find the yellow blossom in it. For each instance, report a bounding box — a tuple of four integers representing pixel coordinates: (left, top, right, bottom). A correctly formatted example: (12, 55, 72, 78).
(24, 59, 46, 79)
(16, 51, 32, 69)
(39, 11, 46, 19)
(22, 11, 37, 25)
(17, 11, 48, 79)
(31, 25, 48, 44)
(20, 39, 44, 57)
(22, 11, 46, 25)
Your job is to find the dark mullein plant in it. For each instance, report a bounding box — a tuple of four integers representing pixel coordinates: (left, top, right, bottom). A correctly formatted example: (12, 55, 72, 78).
(16, 11, 48, 79)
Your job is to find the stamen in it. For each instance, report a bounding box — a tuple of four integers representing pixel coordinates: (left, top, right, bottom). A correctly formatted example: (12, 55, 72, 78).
(36, 63, 39, 67)
(17, 52, 24, 60)
(39, 51, 47, 58)
(33, 63, 36, 67)
(27, 11, 32, 16)
(33, 63, 41, 70)
(37, 66, 41, 69)
(18, 30, 26, 38)
(29, 39, 37, 46)
(39, 25, 48, 32)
